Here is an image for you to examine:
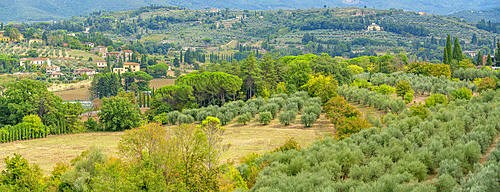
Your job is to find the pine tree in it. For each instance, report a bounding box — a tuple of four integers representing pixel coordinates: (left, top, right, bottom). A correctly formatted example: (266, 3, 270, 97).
(486, 53, 493, 66)
(452, 37, 463, 61)
(477, 51, 483, 66)
(445, 34, 452, 64)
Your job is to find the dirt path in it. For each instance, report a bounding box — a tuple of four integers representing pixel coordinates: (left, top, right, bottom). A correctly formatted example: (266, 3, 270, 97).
(480, 133, 500, 164)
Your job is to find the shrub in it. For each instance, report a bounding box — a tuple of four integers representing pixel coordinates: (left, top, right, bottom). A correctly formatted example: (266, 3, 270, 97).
(438, 159, 463, 182)
(153, 113, 168, 125)
(84, 117, 98, 131)
(246, 98, 266, 110)
(216, 112, 233, 125)
(424, 94, 448, 107)
(451, 87, 472, 100)
(396, 81, 412, 99)
(177, 114, 194, 124)
(404, 91, 414, 104)
(410, 103, 429, 120)
(351, 78, 372, 88)
(290, 91, 309, 100)
(237, 113, 252, 125)
(286, 97, 305, 111)
(240, 104, 258, 118)
(267, 97, 285, 110)
(302, 103, 321, 119)
(271, 93, 289, 101)
(278, 111, 298, 126)
(478, 77, 497, 93)
(300, 112, 317, 127)
(258, 112, 272, 125)
(260, 103, 279, 119)
(182, 109, 199, 119)
(167, 111, 181, 125)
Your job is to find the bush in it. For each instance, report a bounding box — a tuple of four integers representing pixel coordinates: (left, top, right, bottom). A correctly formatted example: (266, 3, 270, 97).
(177, 114, 194, 124)
(351, 78, 371, 88)
(167, 111, 181, 125)
(302, 103, 321, 119)
(396, 81, 412, 99)
(258, 112, 272, 125)
(278, 111, 298, 126)
(259, 103, 279, 119)
(451, 87, 472, 100)
(267, 98, 285, 110)
(300, 112, 317, 127)
(424, 94, 448, 107)
(246, 98, 266, 110)
(216, 112, 233, 125)
(84, 117, 98, 131)
(286, 97, 305, 111)
(409, 103, 429, 120)
(237, 113, 252, 125)
(404, 91, 414, 104)
(153, 113, 168, 125)
(240, 104, 258, 118)
(290, 91, 309, 100)
(182, 109, 199, 119)
(438, 159, 463, 182)
(271, 93, 289, 100)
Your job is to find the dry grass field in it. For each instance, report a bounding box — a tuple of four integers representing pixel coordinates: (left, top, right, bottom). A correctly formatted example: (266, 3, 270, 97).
(149, 78, 175, 88)
(0, 113, 332, 175)
(53, 87, 90, 101)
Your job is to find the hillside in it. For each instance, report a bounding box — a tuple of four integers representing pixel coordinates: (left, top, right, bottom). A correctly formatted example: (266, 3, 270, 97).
(447, 6, 500, 22)
(0, 0, 498, 23)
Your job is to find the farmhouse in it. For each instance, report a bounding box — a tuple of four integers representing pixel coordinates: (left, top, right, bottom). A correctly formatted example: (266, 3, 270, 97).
(20, 58, 51, 66)
(367, 23, 382, 31)
(46, 65, 60, 73)
(91, 46, 108, 56)
(122, 50, 133, 61)
(94, 60, 108, 69)
(74, 68, 96, 76)
(124, 62, 140, 72)
(49, 72, 63, 78)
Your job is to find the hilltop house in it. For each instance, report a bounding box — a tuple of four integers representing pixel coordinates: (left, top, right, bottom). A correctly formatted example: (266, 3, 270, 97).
(122, 50, 133, 61)
(113, 62, 140, 74)
(49, 72, 63, 78)
(94, 60, 107, 69)
(46, 65, 60, 73)
(91, 46, 108, 56)
(74, 68, 96, 76)
(20, 58, 51, 67)
(29, 39, 43, 44)
(367, 23, 382, 31)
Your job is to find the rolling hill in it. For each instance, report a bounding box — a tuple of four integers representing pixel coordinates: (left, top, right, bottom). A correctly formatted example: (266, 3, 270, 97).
(0, 0, 498, 23)
(447, 6, 500, 22)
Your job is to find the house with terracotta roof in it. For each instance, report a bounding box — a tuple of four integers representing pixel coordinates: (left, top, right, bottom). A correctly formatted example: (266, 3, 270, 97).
(29, 39, 43, 44)
(124, 62, 140, 72)
(122, 50, 133, 61)
(20, 58, 51, 66)
(74, 68, 96, 76)
(46, 65, 60, 73)
(94, 60, 108, 69)
(106, 51, 120, 58)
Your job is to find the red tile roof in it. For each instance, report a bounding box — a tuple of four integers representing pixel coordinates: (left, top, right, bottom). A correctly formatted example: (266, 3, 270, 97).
(122, 50, 133, 53)
(21, 58, 49, 61)
(75, 68, 95, 72)
(124, 62, 140, 66)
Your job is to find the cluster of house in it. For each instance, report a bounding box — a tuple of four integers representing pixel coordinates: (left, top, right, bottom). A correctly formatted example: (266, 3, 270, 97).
(19, 57, 142, 79)
(0, 31, 24, 42)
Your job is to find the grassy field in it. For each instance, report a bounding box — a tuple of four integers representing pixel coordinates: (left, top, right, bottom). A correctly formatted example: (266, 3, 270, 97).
(0, 113, 332, 175)
(150, 78, 175, 88)
(53, 87, 90, 101)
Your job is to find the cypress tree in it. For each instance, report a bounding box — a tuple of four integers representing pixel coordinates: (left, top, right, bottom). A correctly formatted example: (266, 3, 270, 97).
(477, 51, 483, 66)
(147, 93, 150, 107)
(452, 37, 462, 61)
(142, 92, 146, 107)
(495, 40, 500, 66)
(443, 48, 449, 64)
(445, 34, 452, 64)
(487, 53, 493, 66)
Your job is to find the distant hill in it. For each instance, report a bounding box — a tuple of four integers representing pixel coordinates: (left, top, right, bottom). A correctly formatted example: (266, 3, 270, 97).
(447, 6, 500, 22)
(0, 0, 498, 23)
